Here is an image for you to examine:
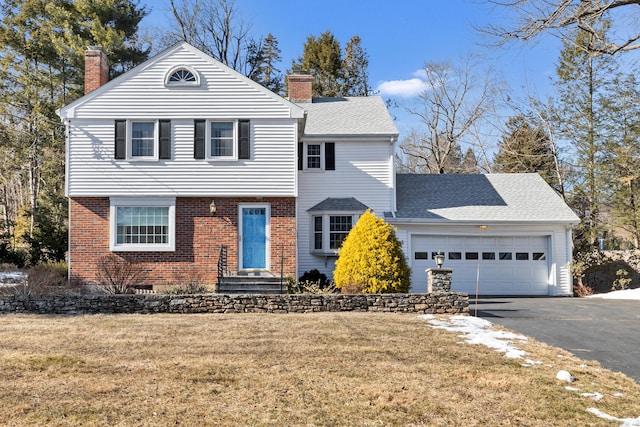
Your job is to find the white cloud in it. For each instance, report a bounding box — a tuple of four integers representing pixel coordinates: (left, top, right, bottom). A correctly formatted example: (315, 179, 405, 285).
(376, 77, 428, 98)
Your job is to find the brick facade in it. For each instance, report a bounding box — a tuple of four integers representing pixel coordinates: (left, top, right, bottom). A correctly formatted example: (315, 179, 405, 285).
(69, 197, 297, 287)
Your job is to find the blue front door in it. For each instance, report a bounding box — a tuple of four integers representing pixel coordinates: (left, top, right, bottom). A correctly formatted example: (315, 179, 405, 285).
(241, 206, 267, 270)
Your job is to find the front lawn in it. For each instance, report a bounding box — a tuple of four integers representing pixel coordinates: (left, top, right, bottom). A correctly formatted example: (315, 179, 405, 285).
(0, 313, 638, 426)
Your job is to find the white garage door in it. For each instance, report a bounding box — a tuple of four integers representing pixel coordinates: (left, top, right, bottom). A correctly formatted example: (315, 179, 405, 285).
(410, 235, 550, 296)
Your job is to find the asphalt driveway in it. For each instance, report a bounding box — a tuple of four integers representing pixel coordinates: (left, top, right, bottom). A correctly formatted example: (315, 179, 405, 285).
(471, 297, 640, 383)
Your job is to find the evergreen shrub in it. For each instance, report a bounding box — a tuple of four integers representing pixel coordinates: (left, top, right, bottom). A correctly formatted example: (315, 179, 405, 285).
(333, 210, 410, 293)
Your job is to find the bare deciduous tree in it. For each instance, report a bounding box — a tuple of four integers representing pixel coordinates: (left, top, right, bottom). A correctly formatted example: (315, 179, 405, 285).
(398, 57, 501, 174)
(169, 0, 252, 71)
(482, 0, 640, 55)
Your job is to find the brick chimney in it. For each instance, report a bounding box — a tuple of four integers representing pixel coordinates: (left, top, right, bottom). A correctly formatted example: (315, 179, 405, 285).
(84, 46, 108, 95)
(287, 72, 313, 103)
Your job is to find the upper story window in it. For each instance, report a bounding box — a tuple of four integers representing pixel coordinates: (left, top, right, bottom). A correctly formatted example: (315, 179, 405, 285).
(115, 120, 172, 161)
(194, 119, 250, 161)
(131, 121, 155, 157)
(299, 142, 335, 171)
(165, 65, 200, 87)
(210, 122, 235, 158)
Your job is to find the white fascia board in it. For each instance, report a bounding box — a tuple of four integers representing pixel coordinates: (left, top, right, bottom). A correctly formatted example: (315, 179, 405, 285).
(301, 134, 398, 143)
(386, 218, 580, 227)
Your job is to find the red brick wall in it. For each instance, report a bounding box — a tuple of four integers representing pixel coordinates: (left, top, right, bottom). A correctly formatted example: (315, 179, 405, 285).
(68, 197, 297, 287)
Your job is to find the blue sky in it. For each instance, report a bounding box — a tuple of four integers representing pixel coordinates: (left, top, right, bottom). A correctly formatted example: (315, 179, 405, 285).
(143, 0, 563, 138)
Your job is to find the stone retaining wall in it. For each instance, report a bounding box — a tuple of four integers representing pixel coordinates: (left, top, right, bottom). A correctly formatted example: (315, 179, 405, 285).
(0, 293, 468, 315)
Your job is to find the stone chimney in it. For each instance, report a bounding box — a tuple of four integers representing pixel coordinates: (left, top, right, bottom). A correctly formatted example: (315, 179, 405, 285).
(84, 46, 108, 95)
(287, 72, 313, 103)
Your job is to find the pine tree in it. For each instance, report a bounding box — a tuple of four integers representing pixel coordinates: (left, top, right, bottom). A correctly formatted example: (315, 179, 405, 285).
(493, 114, 559, 190)
(247, 33, 283, 94)
(292, 30, 343, 97)
(334, 210, 410, 294)
(342, 35, 370, 96)
(602, 73, 640, 248)
(0, 0, 148, 264)
(555, 23, 614, 249)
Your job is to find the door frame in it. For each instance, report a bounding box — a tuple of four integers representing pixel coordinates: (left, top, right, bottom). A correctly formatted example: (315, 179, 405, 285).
(238, 203, 271, 272)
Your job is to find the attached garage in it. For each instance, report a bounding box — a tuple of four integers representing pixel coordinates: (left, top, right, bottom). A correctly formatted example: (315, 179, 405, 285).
(388, 174, 580, 296)
(410, 235, 551, 295)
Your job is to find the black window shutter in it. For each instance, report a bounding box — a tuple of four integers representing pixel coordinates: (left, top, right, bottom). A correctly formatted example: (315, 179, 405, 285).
(298, 142, 303, 170)
(159, 120, 171, 159)
(325, 142, 335, 170)
(114, 120, 126, 159)
(238, 120, 250, 159)
(194, 119, 205, 159)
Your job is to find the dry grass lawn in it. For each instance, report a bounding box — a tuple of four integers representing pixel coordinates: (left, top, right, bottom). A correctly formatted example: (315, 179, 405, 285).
(0, 312, 639, 426)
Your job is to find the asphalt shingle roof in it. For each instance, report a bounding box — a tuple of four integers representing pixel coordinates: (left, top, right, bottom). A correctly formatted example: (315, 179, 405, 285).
(297, 97, 398, 137)
(393, 173, 579, 223)
(307, 197, 369, 212)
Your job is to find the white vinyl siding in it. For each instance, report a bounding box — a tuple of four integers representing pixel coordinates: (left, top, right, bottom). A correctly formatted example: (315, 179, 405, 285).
(297, 139, 394, 278)
(66, 119, 297, 196)
(64, 45, 297, 120)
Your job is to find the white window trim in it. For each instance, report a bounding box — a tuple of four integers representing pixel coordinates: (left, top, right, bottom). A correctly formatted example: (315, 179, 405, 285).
(207, 120, 238, 161)
(127, 120, 159, 161)
(164, 65, 201, 87)
(110, 197, 176, 252)
(310, 212, 360, 255)
(303, 142, 325, 171)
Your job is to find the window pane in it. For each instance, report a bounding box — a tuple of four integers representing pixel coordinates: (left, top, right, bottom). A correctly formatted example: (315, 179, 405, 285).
(414, 252, 429, 260)
(131, 122, 155, 157)
(210, 122, 234, 157)
(482, 252, 496, 260)
(448, 252, 462, 260)
(314, 216, 323, 250)
(116, 206, 169, 245)
(329, 215, 352, 249)
(499, 252, 512, 260)
(533, 252, 546, 261)
(307, 144, 321, 169)
(465, 252, 479, 260)
(516, 252, 529, 260)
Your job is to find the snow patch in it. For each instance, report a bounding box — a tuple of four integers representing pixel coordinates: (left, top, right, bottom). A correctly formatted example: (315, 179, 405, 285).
(587, 288, 640, 300)
(586, 408, 640, 426)
(581, 392, 604, 401)
(419, 314, 534, 361)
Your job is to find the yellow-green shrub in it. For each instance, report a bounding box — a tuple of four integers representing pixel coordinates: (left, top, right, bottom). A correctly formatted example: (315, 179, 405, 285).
(333, 210, 410, 293)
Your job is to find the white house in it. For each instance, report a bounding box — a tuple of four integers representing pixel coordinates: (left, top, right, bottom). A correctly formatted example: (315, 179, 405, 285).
(58, 42, 579, 295)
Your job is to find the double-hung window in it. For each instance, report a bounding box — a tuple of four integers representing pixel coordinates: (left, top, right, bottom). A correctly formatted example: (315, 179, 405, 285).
(131, 121, 155, 157)
(115, 120, 171, 161)
(110, 197, 176, 252)
(194, 119, 250, 161)
(210, 121, 235, 158)
(299, 142, 335, 171)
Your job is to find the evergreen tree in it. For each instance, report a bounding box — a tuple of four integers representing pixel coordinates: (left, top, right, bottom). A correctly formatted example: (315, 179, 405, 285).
(493, 114, 559, 190)
(334, 210, 410, 294)
(292, 30, 342, 97)
(246, 33, 283, 94)
(555, 23, 614, 248)
(290, 31, 370, 98)
(602, 73, 640, 248)
(0, 0, 148, 264)
(342, 35, 370, 96)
